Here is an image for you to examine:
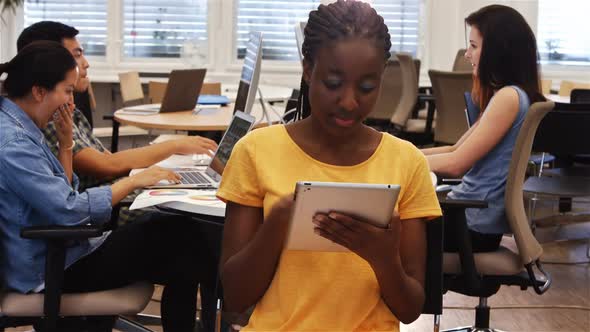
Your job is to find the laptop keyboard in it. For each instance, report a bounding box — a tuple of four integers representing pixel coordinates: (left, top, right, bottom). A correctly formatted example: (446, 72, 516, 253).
(178, 171, 211, 185)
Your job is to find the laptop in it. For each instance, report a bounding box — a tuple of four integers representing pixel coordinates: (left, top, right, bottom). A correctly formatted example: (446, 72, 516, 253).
(148, 111, 256, 189)
(122, 69, 207, 115)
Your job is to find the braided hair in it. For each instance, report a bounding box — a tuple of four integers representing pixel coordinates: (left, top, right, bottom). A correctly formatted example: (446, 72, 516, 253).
(296, 0, 392, 121)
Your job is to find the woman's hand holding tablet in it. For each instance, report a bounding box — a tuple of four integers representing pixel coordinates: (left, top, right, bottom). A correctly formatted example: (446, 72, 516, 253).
(287, 181, 401, 252)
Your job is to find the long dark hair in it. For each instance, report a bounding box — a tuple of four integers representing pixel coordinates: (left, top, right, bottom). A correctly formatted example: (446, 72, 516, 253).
(296, 0, 392, 120)
(0, 41, 77, 98)
(466, 5, 544, 111)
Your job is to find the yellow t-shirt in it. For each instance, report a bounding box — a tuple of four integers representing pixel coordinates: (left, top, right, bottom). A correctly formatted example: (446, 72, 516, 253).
(217, 125, 442, 332)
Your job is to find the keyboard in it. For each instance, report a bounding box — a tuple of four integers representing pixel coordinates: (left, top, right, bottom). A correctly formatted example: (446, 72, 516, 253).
(178, 171, 211, 185)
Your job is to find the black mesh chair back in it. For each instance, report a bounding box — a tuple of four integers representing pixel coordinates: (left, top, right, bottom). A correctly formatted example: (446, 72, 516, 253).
(533, 103, 590, 156)
(571, 89, 590, 104)
(422, 217, 443, 316)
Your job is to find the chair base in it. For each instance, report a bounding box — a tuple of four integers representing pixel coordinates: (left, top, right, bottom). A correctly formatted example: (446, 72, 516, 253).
(115, 315, 157, 332)
(442, 327, 505, 332)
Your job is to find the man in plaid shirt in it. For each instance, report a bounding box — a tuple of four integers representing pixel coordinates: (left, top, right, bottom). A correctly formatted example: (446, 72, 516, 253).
(18, 21, 218, 224)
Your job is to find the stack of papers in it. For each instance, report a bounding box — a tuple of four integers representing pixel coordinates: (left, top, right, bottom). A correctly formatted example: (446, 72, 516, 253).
(130, 189, 225, 217)
(118, 104, 160, 116)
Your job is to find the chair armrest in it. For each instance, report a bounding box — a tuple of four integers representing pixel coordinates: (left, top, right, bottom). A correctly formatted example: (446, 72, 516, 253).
(417, 93, 436, 133)
(441, 178, 462, 185)
(19, 223, 105, 330)
(418, 86, 432, 95)
(439, 198, 488, 209)
(103, 114, 114, 121)
(20, 225, 104, 240)
(106, 198, 135, 231)
(417, 93, 435, 101)
(439, 198, 487, 292)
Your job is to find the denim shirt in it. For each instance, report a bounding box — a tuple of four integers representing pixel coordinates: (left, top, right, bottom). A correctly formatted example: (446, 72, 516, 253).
(0, 97, 112, 293)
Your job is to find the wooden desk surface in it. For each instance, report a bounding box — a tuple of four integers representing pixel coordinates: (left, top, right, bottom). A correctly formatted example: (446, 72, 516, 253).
(114, 102, 283, 131)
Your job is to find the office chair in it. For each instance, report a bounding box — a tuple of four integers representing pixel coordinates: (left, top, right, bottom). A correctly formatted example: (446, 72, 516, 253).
(558, 80, 590, 97)
(0, 206, 155, 332)
(439, 101, 554, 332)
(569, 90, 590, 165)
(423, 217, 444, 332)
(389, 53, 435, 145)
(366, 58, 423, 131)
(428, 70, 473, 145)
(102, 72, 148, 152)
(366, 59, 403, 130)
(571, 88, 590, 104)
(523, 102, 590, 258)
(201, 82, 222, 96)
(540, 79, 552, 95)
(452, 49, 472, 72)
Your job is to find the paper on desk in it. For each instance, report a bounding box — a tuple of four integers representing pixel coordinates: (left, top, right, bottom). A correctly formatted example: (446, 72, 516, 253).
(130, 189, 225, 211)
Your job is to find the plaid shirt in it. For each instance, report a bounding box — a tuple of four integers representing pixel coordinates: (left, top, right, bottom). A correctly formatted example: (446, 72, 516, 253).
(42, 108, 145, 225)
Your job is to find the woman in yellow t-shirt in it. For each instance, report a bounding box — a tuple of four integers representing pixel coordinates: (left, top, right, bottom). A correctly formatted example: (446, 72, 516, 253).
(216, 1, 441, 331)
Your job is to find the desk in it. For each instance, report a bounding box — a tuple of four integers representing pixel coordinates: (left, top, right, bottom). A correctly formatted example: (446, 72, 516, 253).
(114, 102, 283, 132)
(546, 94, 570, 103)
(143, 171, 439, 218)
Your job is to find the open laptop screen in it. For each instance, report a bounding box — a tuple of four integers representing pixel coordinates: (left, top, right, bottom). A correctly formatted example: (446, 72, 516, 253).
(206, 114, 254, 179)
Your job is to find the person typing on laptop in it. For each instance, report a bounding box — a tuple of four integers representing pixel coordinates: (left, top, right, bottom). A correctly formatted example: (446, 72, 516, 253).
(17, 21, 218, 194)
(421, 5, 545, 253)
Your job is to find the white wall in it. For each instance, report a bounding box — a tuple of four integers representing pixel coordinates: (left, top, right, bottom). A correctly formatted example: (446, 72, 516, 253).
(426, 0, 538, 70)
(0, 6, 20, 66)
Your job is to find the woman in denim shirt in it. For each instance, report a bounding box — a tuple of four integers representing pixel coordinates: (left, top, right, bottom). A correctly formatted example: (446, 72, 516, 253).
(422, 5, 545, 252)
(0, 41, 214, 332)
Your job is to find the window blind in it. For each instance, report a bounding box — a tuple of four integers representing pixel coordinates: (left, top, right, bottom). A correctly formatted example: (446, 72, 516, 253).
(24, 0, 107, 56)
(371, 0, 420, 56)
(235, 0, 321, 61)
(235, 0, 421, 61)
(123, 0, 207, 58)
(538, 0, 590, 65)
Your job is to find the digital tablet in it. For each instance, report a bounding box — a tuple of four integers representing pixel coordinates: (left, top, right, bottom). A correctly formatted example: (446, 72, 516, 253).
(286, 181, 401, 252)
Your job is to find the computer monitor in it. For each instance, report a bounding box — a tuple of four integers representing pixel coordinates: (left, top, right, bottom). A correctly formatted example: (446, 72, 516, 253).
(294, 21, 306, 64)
(233, 31, 263, 114)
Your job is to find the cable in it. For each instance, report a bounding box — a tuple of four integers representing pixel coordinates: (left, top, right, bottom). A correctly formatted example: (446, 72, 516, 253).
(282, 108, 299, 123)
(260, 89, 286, 123)
(443, 304, 590, 311)
(257, 87, 285, 125)
(254, 91, 269, 126)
